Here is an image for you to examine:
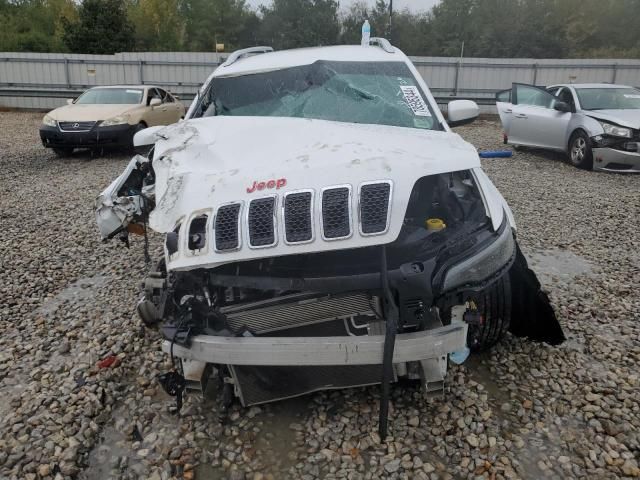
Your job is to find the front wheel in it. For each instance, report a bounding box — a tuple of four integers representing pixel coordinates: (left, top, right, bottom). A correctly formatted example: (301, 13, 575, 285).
(467, 276, 512, 352)
(568, 131, 593, 170)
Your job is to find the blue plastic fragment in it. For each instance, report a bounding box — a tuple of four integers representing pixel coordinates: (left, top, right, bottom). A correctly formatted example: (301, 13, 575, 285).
(449, 346, 470, 364)
(479, 150, 513, 158)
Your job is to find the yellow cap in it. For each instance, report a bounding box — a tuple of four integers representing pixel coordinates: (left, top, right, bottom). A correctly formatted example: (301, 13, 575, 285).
(425, 218, 446, 231)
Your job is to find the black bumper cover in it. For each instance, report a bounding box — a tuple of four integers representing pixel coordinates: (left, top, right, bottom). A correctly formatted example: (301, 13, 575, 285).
(39, 123, 137, 149)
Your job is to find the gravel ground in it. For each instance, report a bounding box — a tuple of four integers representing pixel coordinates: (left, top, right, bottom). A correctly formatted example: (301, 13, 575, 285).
(0, 112, 638, 480)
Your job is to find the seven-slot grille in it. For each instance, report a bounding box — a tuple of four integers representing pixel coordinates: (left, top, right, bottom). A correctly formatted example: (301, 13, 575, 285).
(215, 203, 241, 251)
(208, 182, 390, 253)
(284, 192, 313, 243)
(360, 182, 391, 234)
(321, 187, 351, 239)
(248, 197, 276, 247)
(58, 121, 96, 132)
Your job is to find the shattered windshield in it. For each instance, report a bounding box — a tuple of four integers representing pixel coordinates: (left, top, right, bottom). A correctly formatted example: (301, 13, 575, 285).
(198, 61, 441, 130)
(576, 87, 640, 110)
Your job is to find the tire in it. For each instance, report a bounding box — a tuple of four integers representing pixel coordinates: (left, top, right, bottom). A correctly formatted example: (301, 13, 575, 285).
(467, 276, 512, 352)
(568, 130, 593, 170)
(53, 147, 73, 157)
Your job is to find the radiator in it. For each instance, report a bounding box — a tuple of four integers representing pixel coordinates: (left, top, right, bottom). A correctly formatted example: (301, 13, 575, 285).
(221, 292, 379, 334)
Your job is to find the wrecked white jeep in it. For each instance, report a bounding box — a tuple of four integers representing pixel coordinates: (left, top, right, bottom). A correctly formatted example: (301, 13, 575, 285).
(96, 40, 563, 435)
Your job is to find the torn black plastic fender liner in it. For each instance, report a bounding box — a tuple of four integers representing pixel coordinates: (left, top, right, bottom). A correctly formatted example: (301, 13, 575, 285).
(508, 243, 565, 345)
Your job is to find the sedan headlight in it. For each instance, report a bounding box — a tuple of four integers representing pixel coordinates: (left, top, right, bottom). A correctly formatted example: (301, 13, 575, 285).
(599, 121, 632, 138)
(42, 114, 57, 127)
(100, 115, 130, 127)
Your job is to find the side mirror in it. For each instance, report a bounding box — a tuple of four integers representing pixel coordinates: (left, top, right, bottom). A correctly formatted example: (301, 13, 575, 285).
(150, 98, 162, 107)
(447, 100, 479, 127)
(554, 101, 571, 113)
(66, 99, 74, 105)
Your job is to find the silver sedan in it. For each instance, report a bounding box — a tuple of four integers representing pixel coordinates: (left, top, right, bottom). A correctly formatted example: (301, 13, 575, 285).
(496, 82, 640, 172)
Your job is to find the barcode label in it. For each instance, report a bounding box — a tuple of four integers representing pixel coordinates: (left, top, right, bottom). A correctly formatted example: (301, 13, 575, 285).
(400, 86, 431, 117)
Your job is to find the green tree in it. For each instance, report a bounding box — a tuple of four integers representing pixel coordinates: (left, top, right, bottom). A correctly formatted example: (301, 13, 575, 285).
(427, 0, 474, 56)
(63, 0, 134, 54)
(180, 0, 259, 52)
(258, 0, 340, 50)
(389, 9, 432, 55)
(339, 1, 368, 45)
(128, 0, 185, 50)
(0, 0, 76, 52)
(3, 0, 640, 57)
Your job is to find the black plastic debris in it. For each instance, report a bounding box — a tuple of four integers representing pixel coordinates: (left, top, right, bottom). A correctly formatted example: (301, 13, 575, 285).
(509, 243, 566, 345)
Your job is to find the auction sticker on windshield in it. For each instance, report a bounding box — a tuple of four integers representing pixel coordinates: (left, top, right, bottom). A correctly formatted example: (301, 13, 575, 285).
(400, 86, 431, 117)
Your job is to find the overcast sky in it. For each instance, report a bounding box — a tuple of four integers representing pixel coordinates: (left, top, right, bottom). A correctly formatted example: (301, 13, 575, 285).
(245, 0, 440, 13)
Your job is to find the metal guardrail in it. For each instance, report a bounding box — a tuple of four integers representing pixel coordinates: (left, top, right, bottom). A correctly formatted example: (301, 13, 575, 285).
(3, 53, 638, 109)
(0, 86, 499, 106)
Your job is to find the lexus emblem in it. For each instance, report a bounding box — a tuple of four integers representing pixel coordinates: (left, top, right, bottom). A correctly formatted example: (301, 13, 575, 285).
(72, 123, 80, 129)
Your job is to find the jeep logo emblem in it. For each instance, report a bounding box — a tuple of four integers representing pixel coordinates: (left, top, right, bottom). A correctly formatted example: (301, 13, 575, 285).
(247, 178, 287, 193)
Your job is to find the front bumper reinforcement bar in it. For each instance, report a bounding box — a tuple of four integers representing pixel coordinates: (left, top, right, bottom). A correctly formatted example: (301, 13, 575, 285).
(161, 323, 467, 366)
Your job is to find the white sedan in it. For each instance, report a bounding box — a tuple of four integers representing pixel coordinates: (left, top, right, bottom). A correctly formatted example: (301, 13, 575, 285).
(496, 83, 640, 172)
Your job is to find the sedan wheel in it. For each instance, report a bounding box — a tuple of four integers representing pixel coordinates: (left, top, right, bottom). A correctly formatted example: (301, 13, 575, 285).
(568, 132, 593, 170)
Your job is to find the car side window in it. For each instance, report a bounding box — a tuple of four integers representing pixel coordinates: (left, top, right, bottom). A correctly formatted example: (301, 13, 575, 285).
(147, 88, 161, 106)
(515, 84, 557, 108)
(557, 87, 575, 110)
(163, 90, 175, 103)
(546, 87, 560, 96)
(157, 88, 172, 103)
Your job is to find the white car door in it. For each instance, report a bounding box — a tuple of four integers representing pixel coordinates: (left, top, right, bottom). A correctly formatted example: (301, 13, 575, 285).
(506, 83, 572, 150)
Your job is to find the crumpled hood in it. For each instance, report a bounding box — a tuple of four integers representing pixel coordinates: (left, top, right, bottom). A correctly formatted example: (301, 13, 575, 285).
(585, 109, 640, 129)
(150, 116, 481, 270)
(49, 103, 138, 121)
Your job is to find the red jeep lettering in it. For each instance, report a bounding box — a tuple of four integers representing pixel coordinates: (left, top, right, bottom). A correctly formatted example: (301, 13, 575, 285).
(246, 178, 287, 193)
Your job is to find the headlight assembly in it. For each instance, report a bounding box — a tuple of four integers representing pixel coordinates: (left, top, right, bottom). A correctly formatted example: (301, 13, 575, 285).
(42, 115, 57, 127)
(599, 121, 632, 138)
(441, 222, 515, 292)
(100, 115, 130, 127)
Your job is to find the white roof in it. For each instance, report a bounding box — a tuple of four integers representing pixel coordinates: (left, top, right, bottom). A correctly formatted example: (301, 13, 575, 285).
(213, 45, 406, 77)
(554, 83, 633, 89)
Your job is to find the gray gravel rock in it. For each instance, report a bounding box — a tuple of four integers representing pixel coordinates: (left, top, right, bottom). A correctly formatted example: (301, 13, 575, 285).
(0, 113, 638, 480)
